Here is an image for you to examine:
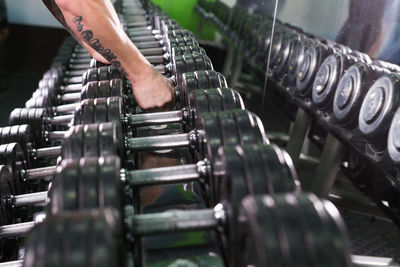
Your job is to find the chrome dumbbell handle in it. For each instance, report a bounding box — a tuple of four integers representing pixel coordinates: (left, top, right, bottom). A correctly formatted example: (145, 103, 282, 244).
(21, 165, 57, 181)
(131, 208, 221, 235)
(126, 133, 191, 152)
(7, 191, 48, 208)
(0, 260, 23, 267)
(126, 163, 201, 187)
(127, 110, 183, 127)
(32, 146, 62, 159)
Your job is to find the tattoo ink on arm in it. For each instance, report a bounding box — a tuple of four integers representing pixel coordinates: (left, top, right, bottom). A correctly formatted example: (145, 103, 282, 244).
(72, 16, 126, 75)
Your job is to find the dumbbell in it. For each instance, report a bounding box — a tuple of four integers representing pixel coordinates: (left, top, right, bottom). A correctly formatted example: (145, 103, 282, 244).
(283, 36, 313, 86)
(312, 53, 361, 112)
(10, 72, 228, 153)
(264, 28, 286, 68)
(32, 52, 215, 111)
(0, 141, 296, 219)
(0, 143, 299, 266)
(272, 33, 299, 78)
(295, 41, 334, 97)
(332, 62, 389, 129)
(9, 104, 266, 170)
(38, 66, 122, 100)
(24, 70, 228, 132)
(1, 191, 354, 267)
(235, 193, 353, 266)
(37, 45, 207, 102)
(0, 125, 63, 166)
(11, 87, 242, 164)
(3, 107, 267, 191)
(31, 66, 225, 114)
(39, 68, 226, 117)
(358, 72, 400, 157)
(0, 208, 122, 263)
(41, 36, 203, 91)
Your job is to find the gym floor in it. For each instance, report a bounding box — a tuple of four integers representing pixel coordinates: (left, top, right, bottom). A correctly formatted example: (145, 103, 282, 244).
(0, 24, 68, 125)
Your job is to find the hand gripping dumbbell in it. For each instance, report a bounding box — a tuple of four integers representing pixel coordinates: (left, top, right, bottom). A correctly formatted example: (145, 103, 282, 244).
(11, 87, 242, 164)
(0, 142, 300, 266)
(26, 69, 228, 127)
(30, 70, 228, 120)
(332, 62, 389, 129)
(0, 192, 355, 267)
(358, 72, 400, 158)
(37, 48, 213, 105)
(15, 70, 228, 139)
(36, 45, 209, 104)
(311, 52, 362, 112)
(31, 50, 213, 108)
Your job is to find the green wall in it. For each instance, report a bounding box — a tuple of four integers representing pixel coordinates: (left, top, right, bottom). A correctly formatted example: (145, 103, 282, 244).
(151, 0, 216, 40)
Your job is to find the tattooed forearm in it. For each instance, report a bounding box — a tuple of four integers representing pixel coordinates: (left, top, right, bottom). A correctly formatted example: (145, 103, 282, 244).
(72, 16, 126, 74)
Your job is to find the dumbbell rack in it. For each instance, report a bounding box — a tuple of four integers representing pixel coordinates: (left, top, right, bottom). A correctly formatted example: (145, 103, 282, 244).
(195, 0, 400, 265)
(0, 1, 225, 265)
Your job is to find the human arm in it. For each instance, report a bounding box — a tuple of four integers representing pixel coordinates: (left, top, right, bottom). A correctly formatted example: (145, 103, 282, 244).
(42, 0, 175, 111)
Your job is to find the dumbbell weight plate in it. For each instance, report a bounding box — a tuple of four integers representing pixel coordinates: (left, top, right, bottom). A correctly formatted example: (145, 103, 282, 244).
(312, 53, 357, 111)
(358, 73, 400, 145)
(296, 42, 333, 97)
(237, 195, 283, 267)
(49, 157, 121, 214)
(61, 122, 121, 160)
(23, 209, 121, 267)
(332, 63, 388, 128)
(272, 34, 296, 78)
(273, 195, 310, 266)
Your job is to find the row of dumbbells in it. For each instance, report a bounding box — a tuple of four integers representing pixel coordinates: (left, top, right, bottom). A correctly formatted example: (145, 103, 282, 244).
(0, 0, 232, 264)
(0, 1, 356, 267)
(197, 2, 400, 165)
